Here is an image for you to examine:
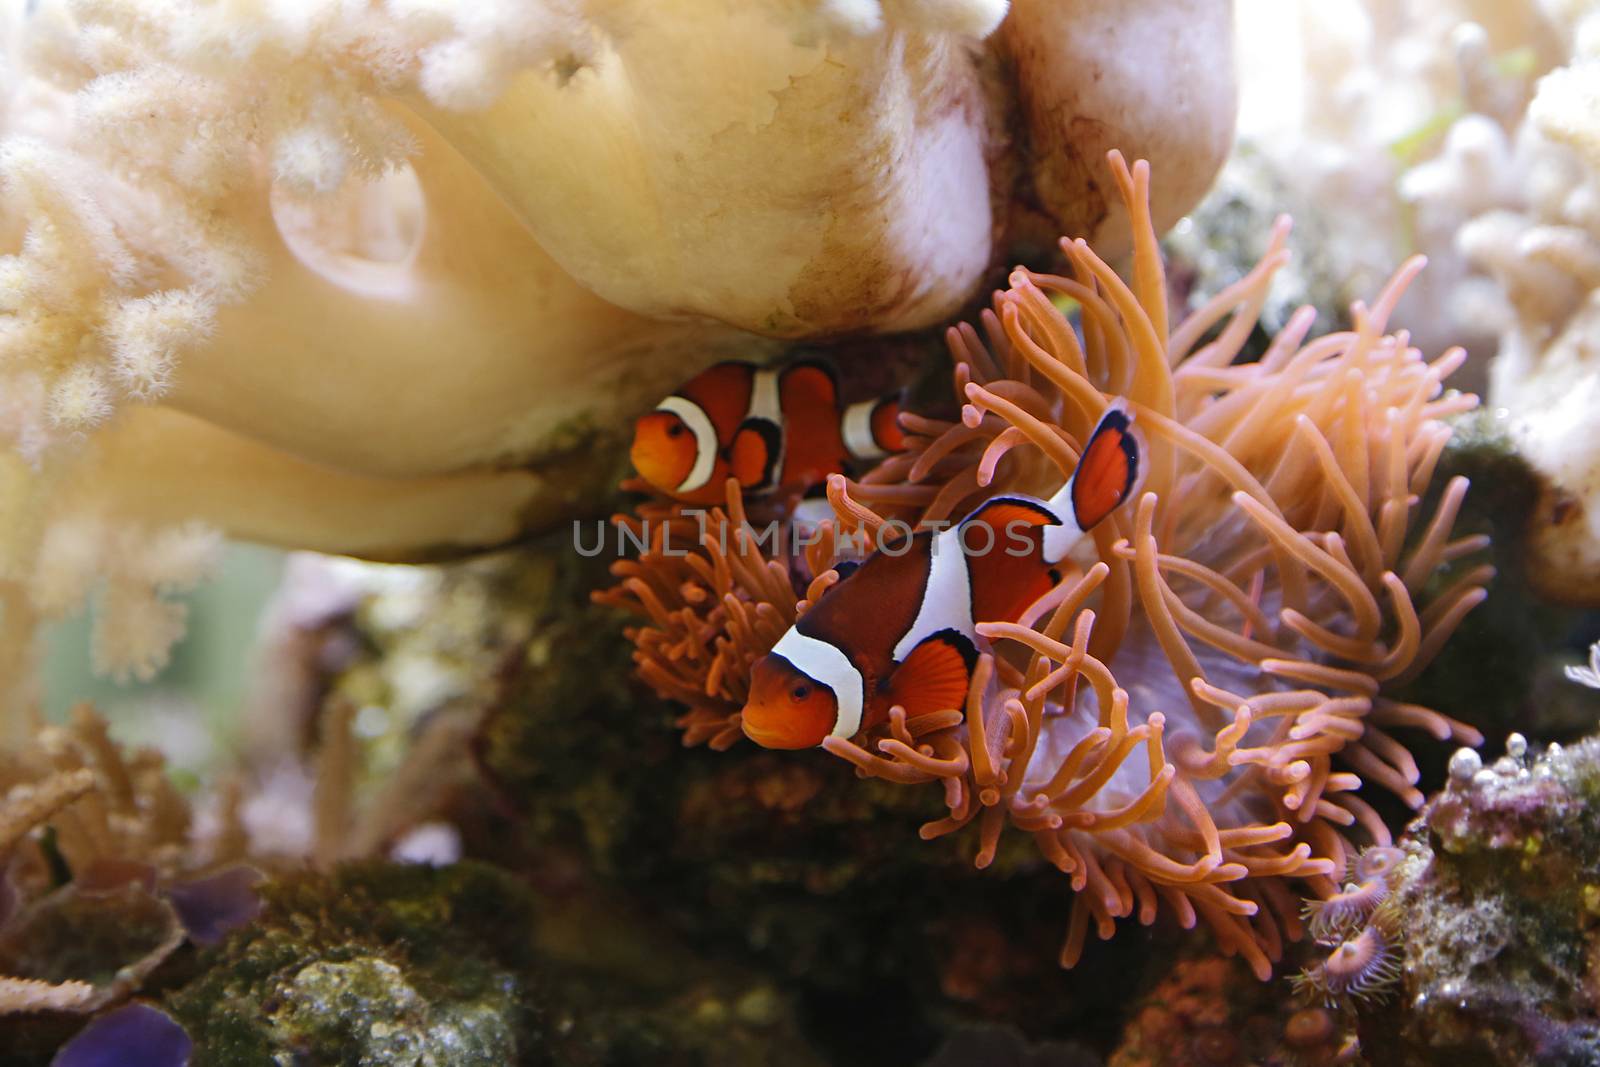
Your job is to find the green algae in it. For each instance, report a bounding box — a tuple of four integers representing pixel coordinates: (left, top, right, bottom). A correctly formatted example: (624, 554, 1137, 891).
(157, 858, 831, 1066)
(163, 862, 540, 1066)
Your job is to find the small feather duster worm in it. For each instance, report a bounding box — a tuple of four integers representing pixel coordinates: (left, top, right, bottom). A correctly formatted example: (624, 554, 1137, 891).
(602, 153, 1489, 978)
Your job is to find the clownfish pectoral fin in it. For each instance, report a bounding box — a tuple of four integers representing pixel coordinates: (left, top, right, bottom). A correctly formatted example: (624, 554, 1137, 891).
(960, 495, 1061, 534)
(1069, 402, 1142, 532)
(729, 419, 783, 492)
(877, 630, 977, 723)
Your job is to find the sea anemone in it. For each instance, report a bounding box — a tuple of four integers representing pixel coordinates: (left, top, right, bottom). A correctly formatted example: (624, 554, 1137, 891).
(607, 152, 1489, 978)
(595, 483, 851, 750)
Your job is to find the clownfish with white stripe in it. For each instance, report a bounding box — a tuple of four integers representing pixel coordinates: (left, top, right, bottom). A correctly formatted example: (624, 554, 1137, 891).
(740, 402, 1142, 750)
(631, 360, 906, 505)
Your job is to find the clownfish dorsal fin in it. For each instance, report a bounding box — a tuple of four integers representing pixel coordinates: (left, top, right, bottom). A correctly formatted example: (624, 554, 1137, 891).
(831, 559, 861, 582)
(1043, 401, 1142, 562)
(728, 419, 783, 491)
(960, 496, 1064, 624)
(681, 361, 760, 439)
(876, 630, 977, 724)
(959, 495, 1061, 532)
(780, 360, 839, 409)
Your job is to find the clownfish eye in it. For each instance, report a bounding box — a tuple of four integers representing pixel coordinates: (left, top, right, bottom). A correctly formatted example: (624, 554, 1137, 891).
(790, 684, 811, 702)
(666, 423, 684, 438)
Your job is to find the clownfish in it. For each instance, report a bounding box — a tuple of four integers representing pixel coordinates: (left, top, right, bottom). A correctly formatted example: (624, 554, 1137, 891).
(631, 361, 906, 505)
(740, 403, 1142, 750)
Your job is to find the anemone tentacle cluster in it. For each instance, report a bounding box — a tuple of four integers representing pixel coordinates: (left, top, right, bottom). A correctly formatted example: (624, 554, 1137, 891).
(596, 485, 849, 751)
(606, 153, 1489, 977)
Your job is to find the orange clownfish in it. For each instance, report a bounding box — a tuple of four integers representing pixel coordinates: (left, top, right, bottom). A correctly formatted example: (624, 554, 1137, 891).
(741, 403, 1142, 750)
(631, 361, 906, 505)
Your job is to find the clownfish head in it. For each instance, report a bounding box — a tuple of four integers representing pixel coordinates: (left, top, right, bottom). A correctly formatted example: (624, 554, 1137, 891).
(631, 407, 701, 496)
(741, 652, 841, 749)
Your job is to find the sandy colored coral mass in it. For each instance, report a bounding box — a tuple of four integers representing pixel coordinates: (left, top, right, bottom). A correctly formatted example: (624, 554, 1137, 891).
(0, 0, 1235, 685)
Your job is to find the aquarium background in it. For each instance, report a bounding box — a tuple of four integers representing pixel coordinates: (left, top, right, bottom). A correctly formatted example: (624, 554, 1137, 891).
(4, 1, 1600, 1065)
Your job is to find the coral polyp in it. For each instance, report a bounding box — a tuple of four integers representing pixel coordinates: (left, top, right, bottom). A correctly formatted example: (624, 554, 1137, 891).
(1293, 842, 1409, 1007)
(607, 152, 1489, 979)
(1298, 924, 1402, 1003)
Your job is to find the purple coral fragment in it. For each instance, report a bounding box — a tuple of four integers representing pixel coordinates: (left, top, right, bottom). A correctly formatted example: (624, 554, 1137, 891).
(165, 864, 264, 947)
(51, 1003, 192, 1067)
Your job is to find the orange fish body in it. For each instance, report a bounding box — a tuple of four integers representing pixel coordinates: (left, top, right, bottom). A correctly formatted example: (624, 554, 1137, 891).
(741, 403, 1141, 750)
(631, 361, 906, 505)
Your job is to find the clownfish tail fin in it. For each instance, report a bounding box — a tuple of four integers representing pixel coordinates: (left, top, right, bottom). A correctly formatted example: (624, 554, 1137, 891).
(842, 391, 907, 462)
(870, 390, 907, 455)
(1050, 400, 1142, 534)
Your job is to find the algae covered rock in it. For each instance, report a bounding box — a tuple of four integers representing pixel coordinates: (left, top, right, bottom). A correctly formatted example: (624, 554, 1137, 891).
(163, 862, 538, 1064)
(1360, 736, 1600, 1065)
(1105, 956, 1350, 1067)
(161, 859, 826, 1066)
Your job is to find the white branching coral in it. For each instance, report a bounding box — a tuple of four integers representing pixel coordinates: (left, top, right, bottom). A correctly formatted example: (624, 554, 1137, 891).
(1233, 1, 1600, 603)
(21, 511, 221, 683)
(1453, 9, 1600, 603)
(1232, 0, 1574, 368)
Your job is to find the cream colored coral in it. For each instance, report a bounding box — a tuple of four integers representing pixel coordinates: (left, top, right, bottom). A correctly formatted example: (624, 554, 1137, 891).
(0, 766, 94, 854)
(0, 738, 150, 1013)
(2, 0, 1239, 510)
(1232, 1, 1600, 601)
(7, 705, 197, 870)
(1463, 11, 1600, 602)
(0, 975, 96, 1014)
(0, 0, 1236, 685)
(998, 0, 1236, 261)
(0, 708, 212, 1011)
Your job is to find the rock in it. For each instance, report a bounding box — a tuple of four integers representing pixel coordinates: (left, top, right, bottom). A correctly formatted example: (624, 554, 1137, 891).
(1361, 736, 1600, 1065)
(162, 860, 828, 1066)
